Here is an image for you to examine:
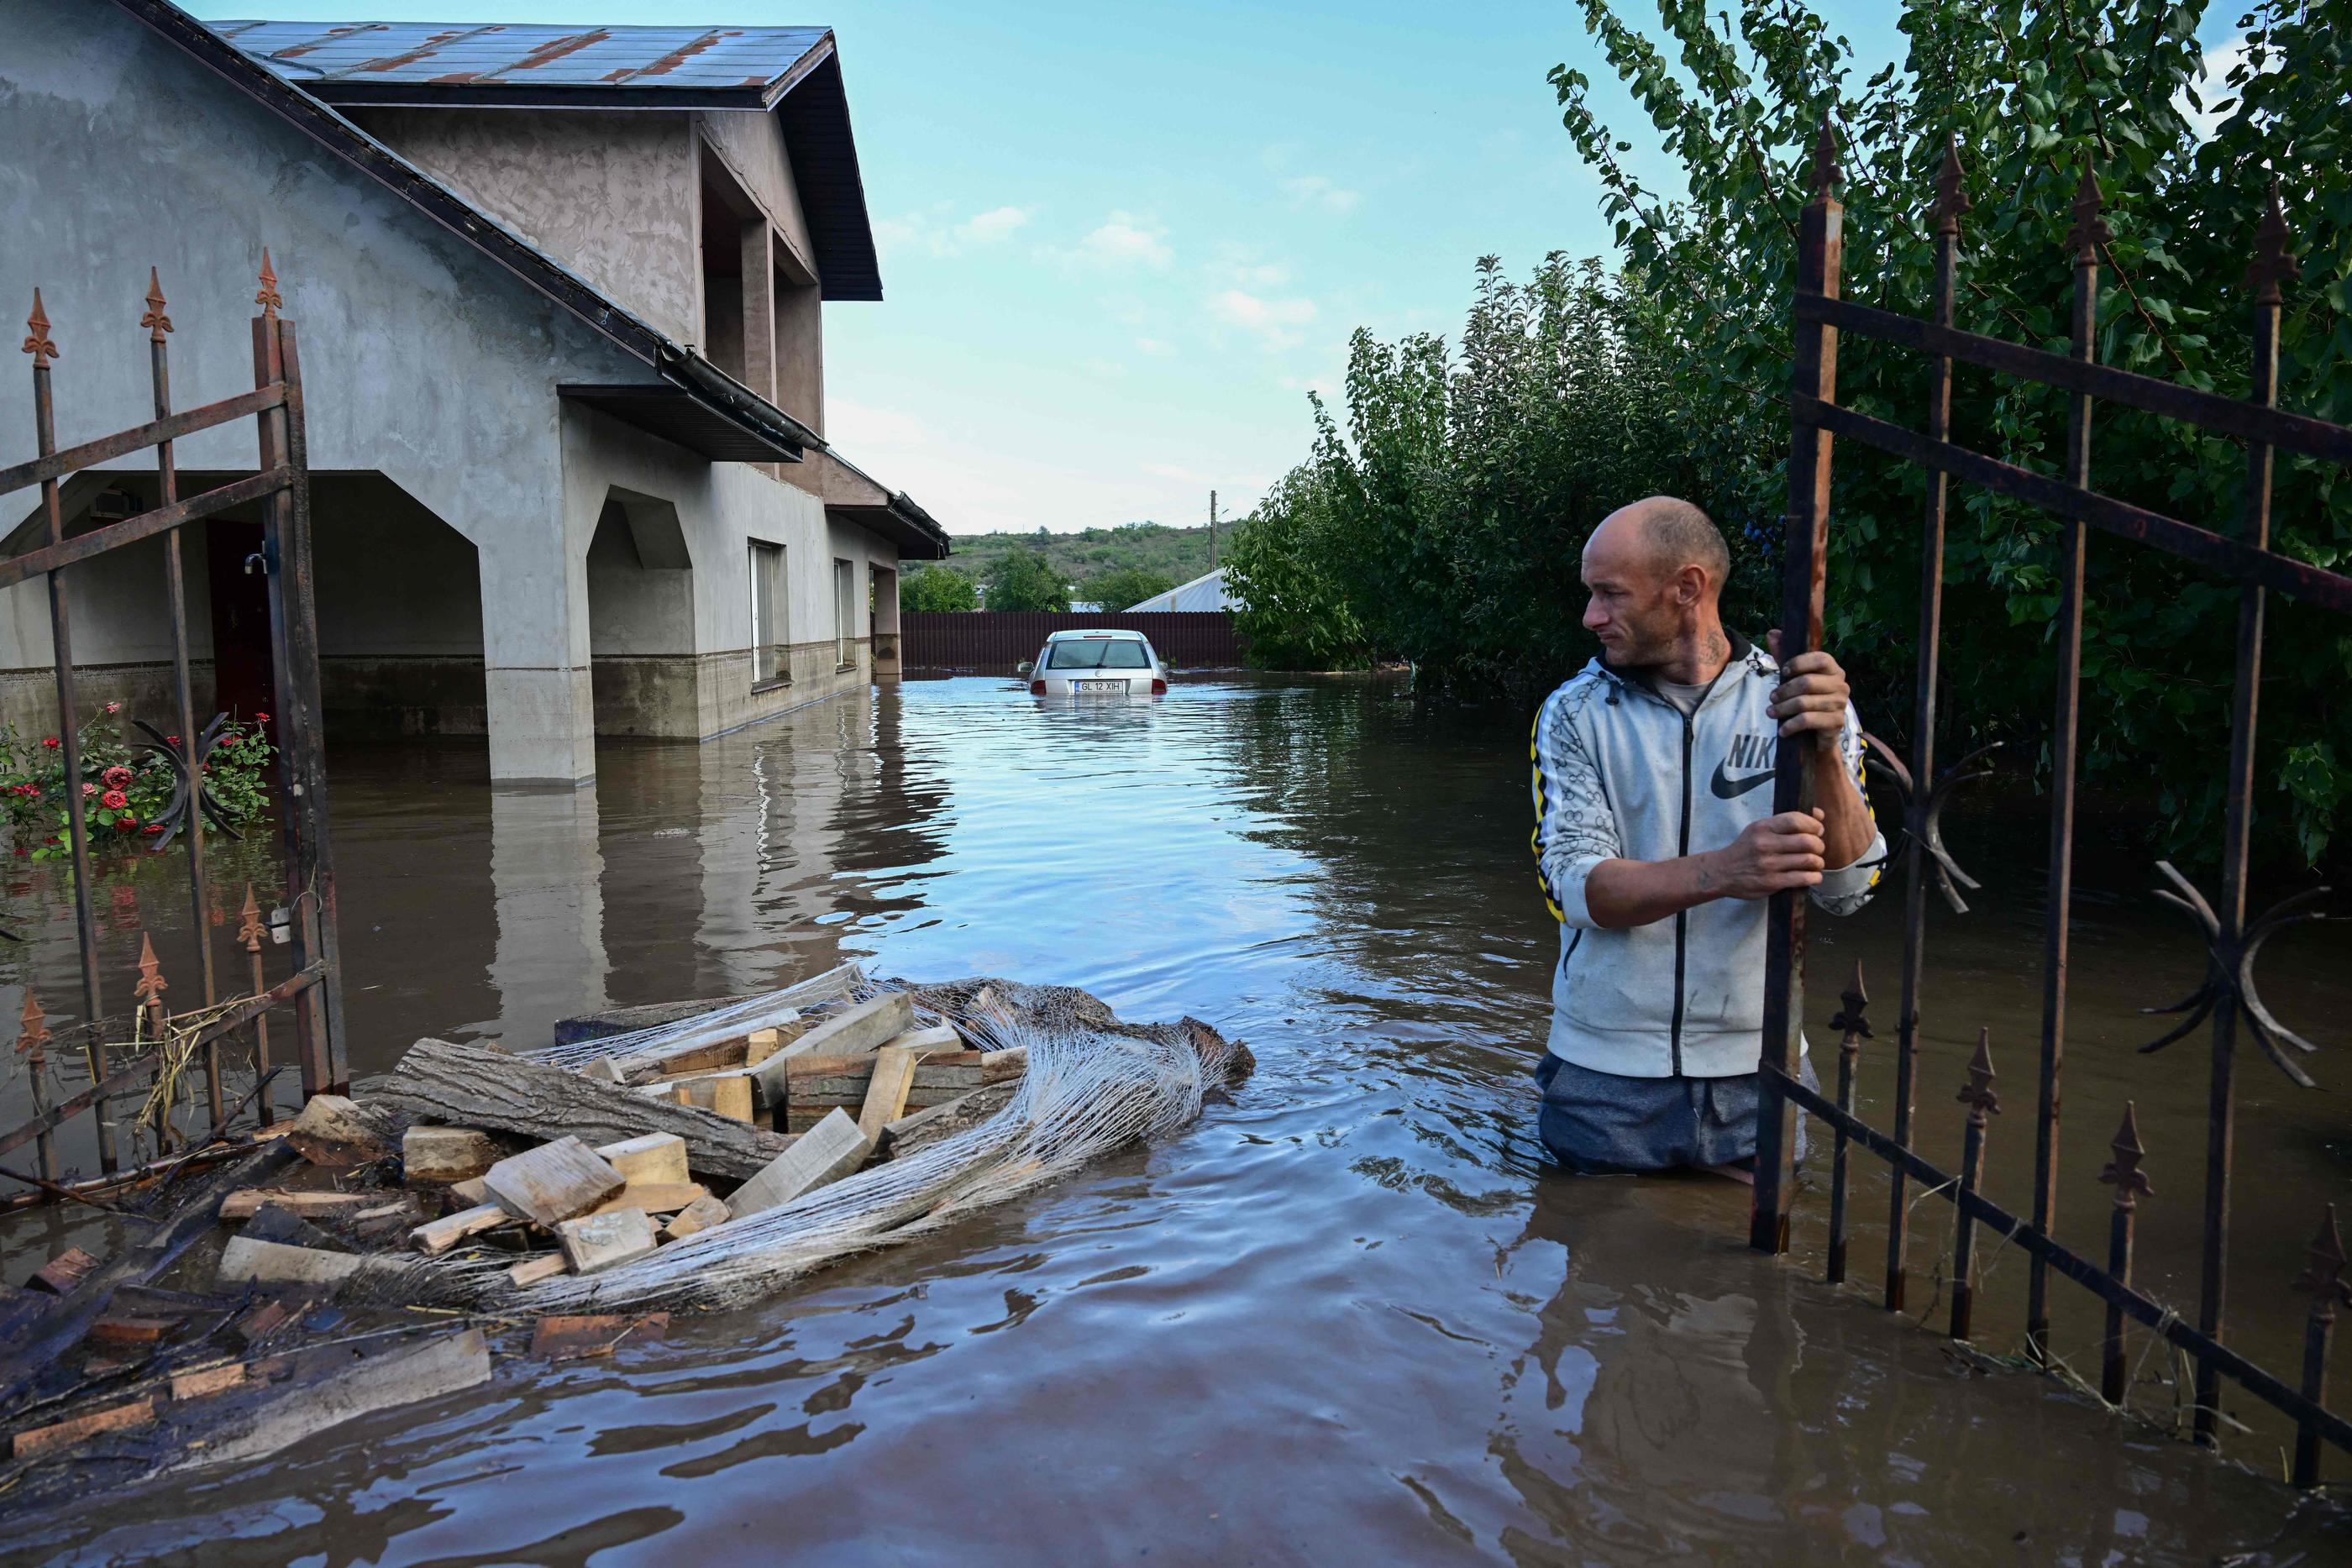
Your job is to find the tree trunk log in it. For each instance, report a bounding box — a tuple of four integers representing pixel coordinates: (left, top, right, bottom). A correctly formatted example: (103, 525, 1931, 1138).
(362, 1039, 795, 1183)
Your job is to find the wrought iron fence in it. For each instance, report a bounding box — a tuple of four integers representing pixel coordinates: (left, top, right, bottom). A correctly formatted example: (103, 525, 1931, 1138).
(0, 259, 343, 1203)
(1750, 126, 2351, 1485)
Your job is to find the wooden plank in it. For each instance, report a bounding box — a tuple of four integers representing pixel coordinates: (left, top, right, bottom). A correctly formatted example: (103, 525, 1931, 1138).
(170, 1361, 249, 1400)
(594, 1133, 689, 1186)
(365, 1038, 797, 1182)
(581, 1057, 626, 1083)
(219, 1189, 379, 1221)
(672, 1072, 754, 1123)
(529, 1313, 669, 1362)
(858, 1046, 921, 1144)
(449, 1176, 489, 1206)
(168, 1329, 491, 1473)
(285, 1094, 394, 1170)
(481, 1137, 627, 1226)
(728, 1109, 869, 1216)
(749, 992, 913, 1101)
(402, 1126, 502, 1184)
(11, 1396, 155, 1460)
(983, 1046, 1029, 1084)
(217, 1236, 370, 1286)
(662, 1193, 730, 1240)
(586, 1182, 706, 1217)
(879, 1081, 1020, 1159)
(410, 1201, 515, 1256)
(791, 1062, 985, 1099)
(555, 1209, 659, 1275)
(24, 1246, 101, 1295)
(507, 1253, 571, 1288)
(743, 1018, 806, 1067)
(785, 1082, 972, 1132)
(88, 1314, 176, 1347)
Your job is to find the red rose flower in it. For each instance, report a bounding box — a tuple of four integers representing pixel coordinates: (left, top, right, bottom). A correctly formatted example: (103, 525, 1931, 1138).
(101, 789, 129, 810)
(102, 700, 122, 714)
(254, 712, 270, 723)
(102, 765, 133, 789)
(40, 737, 58, 748)
(142, 823, 163, 836)
(165, 735, 181, 747)
(81, 783, 97, 796)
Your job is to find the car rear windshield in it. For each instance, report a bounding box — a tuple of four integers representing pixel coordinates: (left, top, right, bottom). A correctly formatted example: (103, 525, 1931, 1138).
(1047, 639, 1151, 670)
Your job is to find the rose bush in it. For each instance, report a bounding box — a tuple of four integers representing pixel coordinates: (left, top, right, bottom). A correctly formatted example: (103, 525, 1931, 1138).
(0, 705, 275, 861)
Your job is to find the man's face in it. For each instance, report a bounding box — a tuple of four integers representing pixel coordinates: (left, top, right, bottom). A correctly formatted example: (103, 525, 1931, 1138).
(1581, 522, 1682, 667)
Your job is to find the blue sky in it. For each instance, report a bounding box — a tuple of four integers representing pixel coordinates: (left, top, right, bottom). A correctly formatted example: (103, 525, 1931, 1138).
(192, 3, 2233, 536)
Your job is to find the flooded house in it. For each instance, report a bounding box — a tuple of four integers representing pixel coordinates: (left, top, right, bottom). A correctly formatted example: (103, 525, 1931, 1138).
(0, 4, 948, 785)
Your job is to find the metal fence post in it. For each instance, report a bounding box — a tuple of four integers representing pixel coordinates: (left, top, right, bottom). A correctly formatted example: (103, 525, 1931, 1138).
(2097, 1102, 2150, 1403)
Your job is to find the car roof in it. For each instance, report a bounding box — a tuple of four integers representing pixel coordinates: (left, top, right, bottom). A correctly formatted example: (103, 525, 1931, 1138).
(1044, 628, 1149, 640)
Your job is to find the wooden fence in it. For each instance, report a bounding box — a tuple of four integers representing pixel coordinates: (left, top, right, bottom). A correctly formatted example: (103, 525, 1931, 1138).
(900, 611, 1245, 674)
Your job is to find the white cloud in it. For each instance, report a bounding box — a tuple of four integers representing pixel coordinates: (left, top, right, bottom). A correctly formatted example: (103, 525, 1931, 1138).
(1282, 174, 1361, 215)
(1072, 211, 1173, 270)
(1135, 336, 1175, 356)
(1211, 287, 1318, 349)
(2176, 36, 2247, 141)
(957, 205, 1031, 245)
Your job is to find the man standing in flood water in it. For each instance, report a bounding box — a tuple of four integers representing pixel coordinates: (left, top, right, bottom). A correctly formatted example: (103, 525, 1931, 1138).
(1529, 496, 1884, 1174)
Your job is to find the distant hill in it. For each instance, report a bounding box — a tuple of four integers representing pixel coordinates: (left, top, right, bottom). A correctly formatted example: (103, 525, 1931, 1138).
(916, 523, 1219, 593)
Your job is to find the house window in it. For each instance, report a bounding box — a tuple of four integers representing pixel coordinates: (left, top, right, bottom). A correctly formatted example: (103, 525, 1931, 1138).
(834, 558, 855, 667)
(750, 541, 787, 683)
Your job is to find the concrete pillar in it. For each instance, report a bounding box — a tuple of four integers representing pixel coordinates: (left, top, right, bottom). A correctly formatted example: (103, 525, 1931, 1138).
(487, 784, 609, 1048)
(739, 219, 775, 402)
(477, 533, 596, 785)
(870, 564, 901, 679)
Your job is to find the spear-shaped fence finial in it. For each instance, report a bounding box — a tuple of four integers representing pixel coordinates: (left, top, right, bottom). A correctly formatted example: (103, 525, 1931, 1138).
(2294, 1204, 2352, 1311)
(1829, 960, 1872, 1043)
(134, 931, 169, 1036)
(2247, 180, 2300, 306)
(2098, 1100, 2152, 1207)
(15, 990, 50, 1065)
(22, 290, 57, 366)
(141, 267, 173, 342)
(1957, 1025, 2000, 1119)
(1930, 134, 1970, 235)
(1809, 112, 1841, 200)
(238, 884, 265, 954)
(2068, 160, 2111, 263)
(255, 248, 282, 320)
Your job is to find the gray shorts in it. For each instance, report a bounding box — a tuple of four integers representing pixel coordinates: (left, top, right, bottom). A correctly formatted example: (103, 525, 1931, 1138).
(1535, 1052, 1815, 1173)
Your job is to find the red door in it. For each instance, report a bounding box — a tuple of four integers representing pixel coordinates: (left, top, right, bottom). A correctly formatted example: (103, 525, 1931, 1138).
(206, 520, 275, 722)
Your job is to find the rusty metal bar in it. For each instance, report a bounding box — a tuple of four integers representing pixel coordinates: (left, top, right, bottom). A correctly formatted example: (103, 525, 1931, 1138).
(1793, 295, 2352, 469)
(146, 269, 222, 1130)
(1787, 398, 2352, 614)
(273, 319, 346, 1093)
(1825, 962, 1870, 1285)
(2098, 1103, 2150, 1403)
(1752, 119, 1843, 1255)
(0, 963, 325, 1168)
(23, 291, 115, 1175)
(15, 993, 57, 1183)
(1887, 139, 1967, 1314)
(1951, 1028, 1999, 1341)
(2293, 1205, 2349, 1487)
(239, 886, 276, 1125)
(1770, 1065, 2352, 1455)
(0, 382, 285, 499)
(0, 468, 291, 593)
(2192, 185, 2297, 1447)
(2027, 166, 2106, 1365)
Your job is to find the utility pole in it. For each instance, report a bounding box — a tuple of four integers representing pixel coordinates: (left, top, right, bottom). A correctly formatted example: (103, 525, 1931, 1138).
(1209, 489, 1218, 569)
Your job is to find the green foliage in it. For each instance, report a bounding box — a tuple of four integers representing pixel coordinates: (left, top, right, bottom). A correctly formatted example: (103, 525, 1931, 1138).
(932, 522, 1217, 591)
(2, 705, 276, 862)
(1084, 567, 1179, 611)
(983, 549, 1072, 613)
(1225, 466, 1374, 669)
(1542, 0, 2349, 866)
(900, 566, 979, 612)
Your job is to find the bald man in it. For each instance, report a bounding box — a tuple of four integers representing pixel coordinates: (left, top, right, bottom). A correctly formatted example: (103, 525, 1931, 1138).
(1529, 496, 1885, 1175)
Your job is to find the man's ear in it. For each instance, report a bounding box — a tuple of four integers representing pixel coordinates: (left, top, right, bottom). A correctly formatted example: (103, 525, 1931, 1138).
(1676, 564, 1708, 608)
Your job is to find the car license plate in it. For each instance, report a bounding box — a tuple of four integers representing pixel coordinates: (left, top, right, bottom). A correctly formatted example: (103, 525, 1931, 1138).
(1076, 680, 1123, 693)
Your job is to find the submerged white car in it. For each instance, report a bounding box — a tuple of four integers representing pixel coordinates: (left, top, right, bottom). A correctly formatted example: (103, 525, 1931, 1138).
(1021, 629, 1168, 696)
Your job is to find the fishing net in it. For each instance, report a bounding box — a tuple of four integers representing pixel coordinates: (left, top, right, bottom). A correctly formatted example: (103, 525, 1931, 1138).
(437, 973, 1247, 1313)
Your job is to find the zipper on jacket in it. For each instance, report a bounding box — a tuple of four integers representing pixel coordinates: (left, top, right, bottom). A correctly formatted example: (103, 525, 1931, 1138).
(1670, 706, 1694, 1074)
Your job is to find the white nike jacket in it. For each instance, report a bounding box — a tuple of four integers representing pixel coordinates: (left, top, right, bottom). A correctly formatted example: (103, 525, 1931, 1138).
(1530, 633, 1886, 1078)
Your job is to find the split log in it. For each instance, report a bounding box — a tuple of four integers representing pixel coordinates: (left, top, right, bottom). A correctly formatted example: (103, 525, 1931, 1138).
(170, 1362, 248, 1399)
(596, 1134, 688, 1187)
(587, 1183, 705, 1217)
(286, 1094, 394, 1169)
(784, 1084, 970, 1133)
(663, 1193, 730, 1240)
(168, 1328, 491, 1473)
(553, 995, 742, 1046)
(508, 1253, 570, 1288)
(11, 1396, 155, 1460)
(669, 1071, 754, 1123)
(449, 1176, 488, 1207)
(878, 1081, 1021, 1159)
(748, 993, 912, 1104)
(402, 1126, 502, 1185)
(858, 1046, 922, 1144)
(529, 1313, 668, 1362)
(411, 1202, 516, 1256)
(88, 1315, 176, 1348)
(365, 1038, 797, 1182)
(556, 1209, 658, 1275)
(729, 1109, 869, 1217)
(220, 1190, 379, 1221)
(24, 1247, 100, 1295)
(218, 1237, 371, 1287)
(482, 1138, 625, 1227)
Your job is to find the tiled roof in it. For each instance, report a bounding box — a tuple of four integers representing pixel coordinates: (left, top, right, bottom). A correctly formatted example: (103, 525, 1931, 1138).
(210, 22, 832, 103)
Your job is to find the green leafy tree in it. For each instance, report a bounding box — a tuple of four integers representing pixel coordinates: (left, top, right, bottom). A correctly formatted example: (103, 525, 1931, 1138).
(900, 567, 978, 612)
(1225, 467, 1373, 669)
(983, 549, 1071, 612)
(1543, 0, 2349, 865)
(1084, 567, 1179, 611)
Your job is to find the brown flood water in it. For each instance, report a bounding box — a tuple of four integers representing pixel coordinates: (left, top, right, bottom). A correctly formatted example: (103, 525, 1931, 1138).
(2, 674, 2348, 1563)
